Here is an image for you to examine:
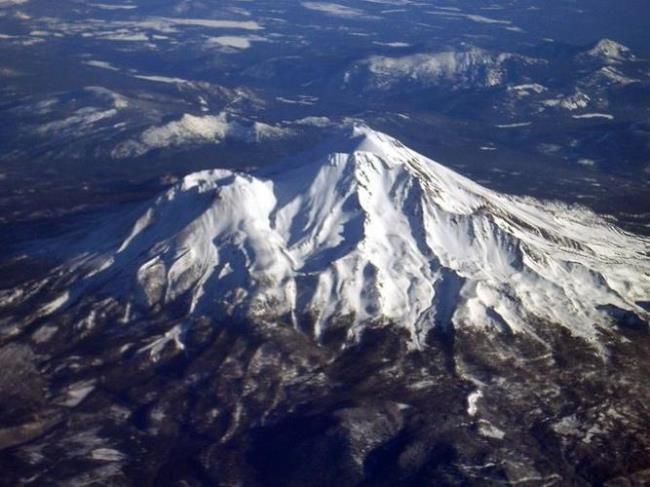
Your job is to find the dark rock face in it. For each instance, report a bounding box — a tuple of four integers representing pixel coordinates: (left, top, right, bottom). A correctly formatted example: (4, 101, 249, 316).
(1, 302, 650, 486)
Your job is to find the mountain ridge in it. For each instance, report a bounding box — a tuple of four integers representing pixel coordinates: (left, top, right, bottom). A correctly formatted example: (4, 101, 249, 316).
(7, 126, 649, 350)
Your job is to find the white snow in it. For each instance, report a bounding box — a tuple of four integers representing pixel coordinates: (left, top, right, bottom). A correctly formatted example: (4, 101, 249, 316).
(467, 390, 482, 416)
(478, 421, 505, 439)
(291, 116, 333, 127)
(60, 380, 96, 407)
(150, 17, 262, 31)
(39, 291, 70, 316)
(111, 113, 291, 158)
(50, 125, 648, 351)
(89, 3, 137, 10)
(543, 91, 590, 111)
(356, 48, 537, 90)
(133, 74, 190, 84)
(98, 32, 149, 42)
(587, 39, 635, 64)
(139, 324, 185, 361)
(208, 36, 252, 49)
(428, 10, 513, 26)
(508, 83, 546, 98)
(276, 96, 318, 106)
(593, 66, 639, 86)
(84, 60, 119, 71)
(31, 325, 58, 343)
(90, 448, 125, 462)
(36, 108, 118, 135)
(302, 2, 370, 19)
(496, 122, 531, 128)
(373, 41, 410, 48)
(0, 0, 28, 6)
(572, 113, 614, 120)
(85, 86, 128, 109)
(577, 158, 596, 167)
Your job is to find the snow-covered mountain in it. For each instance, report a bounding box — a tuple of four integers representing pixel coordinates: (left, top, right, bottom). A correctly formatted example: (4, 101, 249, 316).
(586, 39, 636, 65)
(344, 48, 541, 91)
(29, 126, 649, 349)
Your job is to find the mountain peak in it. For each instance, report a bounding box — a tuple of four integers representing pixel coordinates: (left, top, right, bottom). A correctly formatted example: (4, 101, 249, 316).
(349, 124, 401, 153)
(587, 38, 635, 64)
(21, 127, 650, 350)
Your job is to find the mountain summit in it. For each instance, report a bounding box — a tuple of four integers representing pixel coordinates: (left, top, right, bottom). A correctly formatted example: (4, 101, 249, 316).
(34, 126, 649, 349)
(3, 126, 650, 486)
(586, 39, 636, 64)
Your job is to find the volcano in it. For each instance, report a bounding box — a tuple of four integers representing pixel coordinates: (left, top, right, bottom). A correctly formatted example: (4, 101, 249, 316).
(1, 126, 649, 486)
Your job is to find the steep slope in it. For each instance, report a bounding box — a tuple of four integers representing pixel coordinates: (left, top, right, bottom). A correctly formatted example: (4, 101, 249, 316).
(2, 126, 650, 486)
(30, 126, 650, 348)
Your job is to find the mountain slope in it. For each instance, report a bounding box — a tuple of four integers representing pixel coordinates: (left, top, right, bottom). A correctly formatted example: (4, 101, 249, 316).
(2, 126, 650, 486)
(30, 126, 650, 349)
(344, 48, 541, 91)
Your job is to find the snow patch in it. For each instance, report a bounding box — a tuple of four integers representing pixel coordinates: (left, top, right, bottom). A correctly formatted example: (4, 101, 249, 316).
(572, 113, 614, 121)
(112, 113, 291, 158)
(355, 48, 538, 90)
(302, 2, 371, 19)
(467, 389, 482, 416)
(60, 380, 96, 407)
(587, 39, 635, 64)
